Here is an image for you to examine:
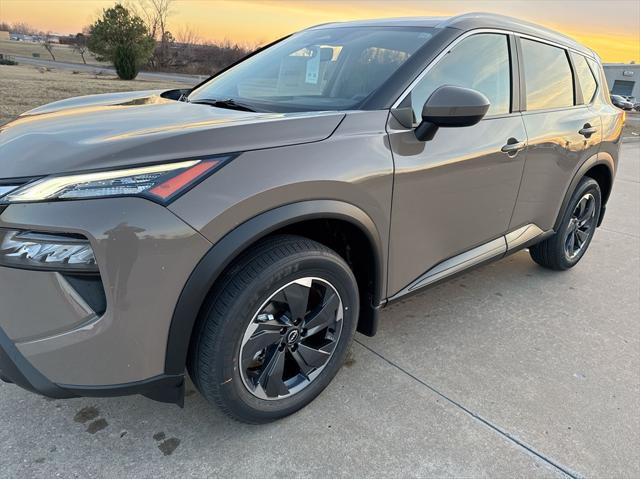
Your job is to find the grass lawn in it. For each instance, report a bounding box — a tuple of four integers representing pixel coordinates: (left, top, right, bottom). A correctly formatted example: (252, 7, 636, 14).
(0, 39, 106, 65)
(0, 64, 184, 125)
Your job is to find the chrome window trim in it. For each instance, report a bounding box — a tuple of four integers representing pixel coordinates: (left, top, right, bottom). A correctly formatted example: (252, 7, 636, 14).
(514, 32, 597, 60)
(392, 27, 599, 110)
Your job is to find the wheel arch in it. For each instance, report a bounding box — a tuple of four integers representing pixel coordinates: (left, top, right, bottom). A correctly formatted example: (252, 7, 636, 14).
(164, 200, 386, 376)
(554, 152, 615, 231)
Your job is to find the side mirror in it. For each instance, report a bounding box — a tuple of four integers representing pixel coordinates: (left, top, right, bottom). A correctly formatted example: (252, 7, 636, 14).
(415, 85, 490, 141)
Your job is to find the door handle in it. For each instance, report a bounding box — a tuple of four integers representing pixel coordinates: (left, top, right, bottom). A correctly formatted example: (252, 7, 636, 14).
(501, 138, 526, 156)
(579, 124, 597, 137)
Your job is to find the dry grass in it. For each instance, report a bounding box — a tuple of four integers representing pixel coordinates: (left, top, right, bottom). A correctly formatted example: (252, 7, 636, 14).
(0, 64, 184, 125)
(0, 39, 106, 65)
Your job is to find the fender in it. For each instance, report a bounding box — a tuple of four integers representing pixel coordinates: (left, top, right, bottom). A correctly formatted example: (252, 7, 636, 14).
(553, 151, 615, 231)
(164, 200, 385, 376)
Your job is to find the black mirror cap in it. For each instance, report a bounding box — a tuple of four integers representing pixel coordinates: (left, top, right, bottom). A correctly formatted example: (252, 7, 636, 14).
(415, 85, 491, 141)
(422, 85, 491, 126)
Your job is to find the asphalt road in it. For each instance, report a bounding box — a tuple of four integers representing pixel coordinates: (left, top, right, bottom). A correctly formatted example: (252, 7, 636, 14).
(1, 141, 638, 478)
(14, 55, 204, 85)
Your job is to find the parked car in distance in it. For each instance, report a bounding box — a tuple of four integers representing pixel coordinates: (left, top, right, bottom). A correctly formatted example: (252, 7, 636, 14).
(611, 94, 634, 110)
(0, 13, 623, 423)
(623, 96, 640, 111)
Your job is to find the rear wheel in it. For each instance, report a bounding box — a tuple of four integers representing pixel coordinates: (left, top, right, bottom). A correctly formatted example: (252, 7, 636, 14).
(188, 235, 359, 423)
(530, 177, 601, 270)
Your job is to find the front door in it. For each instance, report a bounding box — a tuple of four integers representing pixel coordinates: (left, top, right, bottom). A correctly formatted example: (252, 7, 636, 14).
(387, 32, 527, 296)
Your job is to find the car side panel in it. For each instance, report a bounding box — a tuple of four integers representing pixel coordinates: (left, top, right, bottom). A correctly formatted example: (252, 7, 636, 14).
(169, 110, 394, 296)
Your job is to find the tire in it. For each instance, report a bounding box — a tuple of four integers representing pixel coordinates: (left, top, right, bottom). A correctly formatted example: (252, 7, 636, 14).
(188, 234, 359, 423)
(529, 177, 601, 270)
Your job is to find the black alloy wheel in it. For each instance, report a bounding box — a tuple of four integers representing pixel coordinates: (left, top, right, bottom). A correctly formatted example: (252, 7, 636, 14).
(564, 192, 597, 260)
(239, 277, 343, 400)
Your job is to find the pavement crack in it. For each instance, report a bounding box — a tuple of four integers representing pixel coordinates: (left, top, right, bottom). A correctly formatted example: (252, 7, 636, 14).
(355, 339, 584, 479)
(599, 227, 639, 239)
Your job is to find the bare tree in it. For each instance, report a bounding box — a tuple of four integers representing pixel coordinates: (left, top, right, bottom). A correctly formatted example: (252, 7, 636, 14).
(173, 24, 200, 70)
(42, 33, 56, 61)
(72, 32, 89, 64)
(176, 24, 200, 46)
(129, 0, 172, 40)
(128, 0, 174, 68)
(151, 0, 172, 41)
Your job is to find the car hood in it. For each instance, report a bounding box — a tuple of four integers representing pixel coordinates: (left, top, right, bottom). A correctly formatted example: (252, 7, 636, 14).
(0, 90, 345, 178)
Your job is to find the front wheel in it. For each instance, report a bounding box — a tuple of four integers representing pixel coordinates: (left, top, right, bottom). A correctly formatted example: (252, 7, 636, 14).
(188, 235, 359, 423)
(530, 177, 601, 270)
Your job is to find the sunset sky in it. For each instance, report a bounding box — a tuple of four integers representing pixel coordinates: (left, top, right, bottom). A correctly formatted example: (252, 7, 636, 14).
(1, 0, 639, 62)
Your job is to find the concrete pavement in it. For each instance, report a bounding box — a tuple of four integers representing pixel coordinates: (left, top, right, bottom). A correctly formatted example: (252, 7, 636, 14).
(1, 142, 638, 478)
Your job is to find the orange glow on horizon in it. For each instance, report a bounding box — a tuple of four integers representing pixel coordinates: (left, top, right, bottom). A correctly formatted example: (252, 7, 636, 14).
(1, 0, 638, 63)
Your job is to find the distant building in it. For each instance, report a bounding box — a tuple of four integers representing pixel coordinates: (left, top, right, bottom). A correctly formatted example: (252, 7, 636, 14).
(603, 64, 640, 99)
(0, 31, 9, 41)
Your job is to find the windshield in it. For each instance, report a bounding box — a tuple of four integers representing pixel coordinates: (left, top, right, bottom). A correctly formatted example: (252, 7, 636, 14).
(188, 26, 435, 112)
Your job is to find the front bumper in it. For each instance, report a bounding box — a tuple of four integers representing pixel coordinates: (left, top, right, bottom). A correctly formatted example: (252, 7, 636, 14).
(0, 324, 74, 398)
(0, 197, 211, 404)
(0, 329, 185, 404)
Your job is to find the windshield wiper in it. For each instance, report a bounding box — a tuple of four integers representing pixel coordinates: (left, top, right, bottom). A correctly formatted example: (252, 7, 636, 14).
(188, 98, 262, 113)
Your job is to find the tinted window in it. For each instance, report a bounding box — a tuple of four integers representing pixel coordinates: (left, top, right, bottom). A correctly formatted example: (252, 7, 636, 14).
(571, 52, 598, 103)
(410, 33, 511, 120)
(521, 39, 574, 110)
(189, 27, 434, 112)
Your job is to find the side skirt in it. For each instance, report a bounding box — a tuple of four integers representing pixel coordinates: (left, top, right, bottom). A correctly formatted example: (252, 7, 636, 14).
(388, 224, 550, 303)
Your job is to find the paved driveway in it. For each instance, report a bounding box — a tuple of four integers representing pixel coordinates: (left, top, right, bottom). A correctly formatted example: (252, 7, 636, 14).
(1, 142, 638, 478)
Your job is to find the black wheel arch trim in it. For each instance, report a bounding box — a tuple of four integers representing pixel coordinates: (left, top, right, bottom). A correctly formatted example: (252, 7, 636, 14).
(554, 152, 615, 231)
(164, 200, 386, 376)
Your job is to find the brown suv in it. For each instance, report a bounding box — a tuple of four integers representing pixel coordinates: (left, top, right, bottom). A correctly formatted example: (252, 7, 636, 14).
(0, 13, 623, 423)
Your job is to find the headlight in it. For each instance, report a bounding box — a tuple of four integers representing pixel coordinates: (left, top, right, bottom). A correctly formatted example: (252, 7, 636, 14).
(2, 157, 229, 204)
(0, 229, 97, 272)
(0, 185, 21, 198)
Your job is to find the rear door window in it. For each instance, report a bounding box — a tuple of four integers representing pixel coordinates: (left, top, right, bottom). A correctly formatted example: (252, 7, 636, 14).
(521, 39, 574, 110)
(571, 52, 598, 104)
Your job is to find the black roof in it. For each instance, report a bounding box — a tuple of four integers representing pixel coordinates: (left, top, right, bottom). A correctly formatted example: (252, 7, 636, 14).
(309, 12, 595, 57)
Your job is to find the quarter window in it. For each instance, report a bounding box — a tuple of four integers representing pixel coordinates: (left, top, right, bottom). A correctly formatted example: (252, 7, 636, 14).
(521, 39, 574, 110)
(410, 33, 511, 121)
(571, 52, 598, 104)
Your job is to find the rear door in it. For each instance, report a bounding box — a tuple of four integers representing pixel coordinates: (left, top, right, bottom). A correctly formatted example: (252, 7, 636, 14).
(386, 32, 528, 295)
(509, 38, 602, 232)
